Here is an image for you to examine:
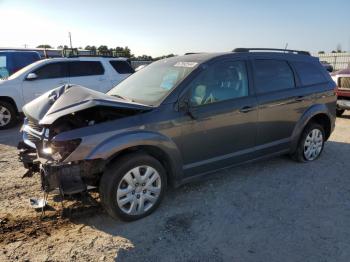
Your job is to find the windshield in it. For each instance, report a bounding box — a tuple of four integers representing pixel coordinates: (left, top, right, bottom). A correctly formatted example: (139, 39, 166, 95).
(0, 56, 9, 79)
(107, 58, 198, 105)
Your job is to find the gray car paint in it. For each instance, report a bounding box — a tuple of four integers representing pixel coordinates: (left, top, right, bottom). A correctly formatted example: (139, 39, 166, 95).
(22, 52, 337, 187)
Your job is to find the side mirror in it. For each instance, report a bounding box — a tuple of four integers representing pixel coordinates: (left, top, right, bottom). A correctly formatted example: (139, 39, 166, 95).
(26, 73, 38, 80)
(178, 99, 195, 119)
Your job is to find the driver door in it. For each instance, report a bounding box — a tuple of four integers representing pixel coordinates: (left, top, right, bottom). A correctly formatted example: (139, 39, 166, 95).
(22, 62, 69, 104)
(179, 59, 258, 176)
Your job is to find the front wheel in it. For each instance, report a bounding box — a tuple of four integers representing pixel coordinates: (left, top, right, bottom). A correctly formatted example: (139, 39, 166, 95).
(0, 101, 17, 130)
(292, 123, 325, 162)
(99, 153, 167, 221)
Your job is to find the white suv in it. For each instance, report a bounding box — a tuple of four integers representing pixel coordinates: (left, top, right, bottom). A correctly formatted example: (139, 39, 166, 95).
(0, 57, 134, 129)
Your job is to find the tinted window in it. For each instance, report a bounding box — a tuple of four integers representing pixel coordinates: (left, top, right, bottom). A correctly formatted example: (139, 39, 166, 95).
(109, 60, 134, 74)
(292, 61, 327, 86)
(33, 62, 68, 79)
(13, 53, 40, 69)
(190, 61, 249, 106)
(69, 61, 104, 77)
(254, 60, 295, 94)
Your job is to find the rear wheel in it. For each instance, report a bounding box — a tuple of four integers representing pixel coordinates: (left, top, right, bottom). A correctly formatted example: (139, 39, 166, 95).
(292, 122, 325, 162)
(99, 153, 167, 221)
(0, 101, 17, 130)
(336, 109, 345, 117)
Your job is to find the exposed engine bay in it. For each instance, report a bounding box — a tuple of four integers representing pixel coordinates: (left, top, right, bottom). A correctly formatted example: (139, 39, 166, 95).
(48, 106, 143, 137)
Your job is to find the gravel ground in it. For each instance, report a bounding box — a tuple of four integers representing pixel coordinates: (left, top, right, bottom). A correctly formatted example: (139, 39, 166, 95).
(0, 113, 350, 262)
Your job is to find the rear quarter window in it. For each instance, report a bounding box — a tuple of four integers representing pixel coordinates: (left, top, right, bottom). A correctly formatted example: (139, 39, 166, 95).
(109, 60, 135, 74)
(292, 61, 327, 86)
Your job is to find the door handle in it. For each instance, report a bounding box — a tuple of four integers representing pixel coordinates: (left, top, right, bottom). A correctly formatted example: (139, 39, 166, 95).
(295, 96, 305, 102)
(239, 106, 254, 113)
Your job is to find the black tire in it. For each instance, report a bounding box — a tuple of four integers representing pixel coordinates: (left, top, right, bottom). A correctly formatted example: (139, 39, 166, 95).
(99, 152, 167, 221)
(0, 101, 17, 130)
(336, 109, 345, 117)
(291, 122, 325, 163)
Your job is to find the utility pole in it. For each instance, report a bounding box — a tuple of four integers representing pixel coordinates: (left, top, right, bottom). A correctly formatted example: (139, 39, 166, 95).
(68, 32, 73, 49)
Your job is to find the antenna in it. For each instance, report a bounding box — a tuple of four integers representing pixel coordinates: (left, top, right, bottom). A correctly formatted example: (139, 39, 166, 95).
(284, 43, 288, 52)
(68, 32, 73, 49)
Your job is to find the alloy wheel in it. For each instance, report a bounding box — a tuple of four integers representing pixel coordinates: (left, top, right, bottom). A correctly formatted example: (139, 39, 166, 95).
(303, 129, 323, 161)
(0, 106, 11, 127)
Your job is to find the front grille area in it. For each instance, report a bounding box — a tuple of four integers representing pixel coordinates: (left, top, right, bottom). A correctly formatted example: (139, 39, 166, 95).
(23, 118, 44, 148)
(28, 119, 42, 132)
(339, 77, 350, 89)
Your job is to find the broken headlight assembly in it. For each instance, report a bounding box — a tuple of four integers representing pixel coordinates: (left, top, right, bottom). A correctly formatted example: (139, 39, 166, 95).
(42, 138, 82, 161)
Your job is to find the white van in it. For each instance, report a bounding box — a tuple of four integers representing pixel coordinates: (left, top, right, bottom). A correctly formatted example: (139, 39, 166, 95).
(0, 56, 134, 129)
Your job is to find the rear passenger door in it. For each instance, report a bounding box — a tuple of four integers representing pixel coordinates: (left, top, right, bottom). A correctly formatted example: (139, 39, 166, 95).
(253, 59, 304, 150)
(68, 61, 108, 92)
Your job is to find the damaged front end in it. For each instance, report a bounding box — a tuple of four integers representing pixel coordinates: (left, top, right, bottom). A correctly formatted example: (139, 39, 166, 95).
(18, 84, 151, 195)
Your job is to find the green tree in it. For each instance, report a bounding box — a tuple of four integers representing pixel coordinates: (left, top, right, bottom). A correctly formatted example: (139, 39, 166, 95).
(37, 44, 52, 48)
(318, 51, 325, 54)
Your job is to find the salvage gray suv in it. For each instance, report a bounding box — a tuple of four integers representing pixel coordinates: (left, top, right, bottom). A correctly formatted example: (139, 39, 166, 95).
(18, 48, 336, 221)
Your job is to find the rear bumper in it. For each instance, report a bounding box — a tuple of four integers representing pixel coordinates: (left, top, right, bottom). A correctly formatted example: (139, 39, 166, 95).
(337, 99, 350, 110)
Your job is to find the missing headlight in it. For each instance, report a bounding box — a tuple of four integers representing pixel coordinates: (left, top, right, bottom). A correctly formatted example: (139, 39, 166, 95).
(44, 138, 81, 161)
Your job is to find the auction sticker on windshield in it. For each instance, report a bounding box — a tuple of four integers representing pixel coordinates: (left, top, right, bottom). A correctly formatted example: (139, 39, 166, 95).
(174, 62, 198, 68)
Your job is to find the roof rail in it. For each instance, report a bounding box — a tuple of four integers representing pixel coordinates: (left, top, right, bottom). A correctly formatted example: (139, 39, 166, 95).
(233, 48, 310, 56)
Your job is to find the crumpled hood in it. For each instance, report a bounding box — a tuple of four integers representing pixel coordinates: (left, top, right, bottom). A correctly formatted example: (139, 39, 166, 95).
(22, 84, 153, 125)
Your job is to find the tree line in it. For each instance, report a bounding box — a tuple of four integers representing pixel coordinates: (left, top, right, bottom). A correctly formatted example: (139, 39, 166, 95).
(36, 44, 175, 61)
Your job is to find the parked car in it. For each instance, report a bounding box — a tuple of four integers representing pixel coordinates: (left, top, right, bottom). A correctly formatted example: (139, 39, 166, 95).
(18, 48, 336, 221)
(331, 68, 350, 116)
(0, 56, 134, 129)
(0, 51, 41, 78)
(320, 61, 334, 72)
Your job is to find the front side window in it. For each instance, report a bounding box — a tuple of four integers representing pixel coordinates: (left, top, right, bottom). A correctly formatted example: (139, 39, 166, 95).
(292, 61, 327, 86)
(33, 62, 68, 79)
(109, 60, 134, 74)
(69, 61, 104, 77)
(254, 60, 295, 94)
(190, 60, 249, 106)
(108, 59, 197, 105)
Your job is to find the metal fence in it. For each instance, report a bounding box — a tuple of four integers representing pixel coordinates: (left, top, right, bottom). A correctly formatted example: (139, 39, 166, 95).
(314, 53, 350, 71)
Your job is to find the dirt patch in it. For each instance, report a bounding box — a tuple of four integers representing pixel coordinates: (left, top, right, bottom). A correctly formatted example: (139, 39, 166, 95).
(0, 214, 69, 245)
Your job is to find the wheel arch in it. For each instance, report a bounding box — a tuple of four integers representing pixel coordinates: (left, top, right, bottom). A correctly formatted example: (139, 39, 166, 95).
(83, 131, 184, 187)
(291, 104, 334, 152)
(0, 96, 19, 114)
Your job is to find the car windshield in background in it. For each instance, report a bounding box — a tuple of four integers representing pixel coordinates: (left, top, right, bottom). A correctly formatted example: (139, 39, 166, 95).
(107, 59, 198, 105)
(0, 56, 9, 78)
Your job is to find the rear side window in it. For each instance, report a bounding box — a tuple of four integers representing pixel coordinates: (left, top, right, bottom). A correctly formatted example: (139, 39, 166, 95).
(254, 60, 295, 94)
(109, 60, 135, 74)
(33, 62, 69, 79)
(69, 61, 104, 77)
(292, 61, 327, 86)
